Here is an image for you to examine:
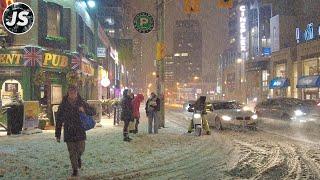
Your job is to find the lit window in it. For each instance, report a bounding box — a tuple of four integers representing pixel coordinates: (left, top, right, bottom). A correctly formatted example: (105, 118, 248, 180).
(47, 5, 61, 36)
(181, 53, 189, 56)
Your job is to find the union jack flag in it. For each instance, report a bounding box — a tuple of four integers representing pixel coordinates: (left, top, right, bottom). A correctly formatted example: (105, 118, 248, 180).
(71, 54, 81, 70)
(23, 47, 43, 67)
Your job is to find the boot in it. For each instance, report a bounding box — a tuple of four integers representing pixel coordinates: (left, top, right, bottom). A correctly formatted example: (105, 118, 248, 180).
(133, 129, 138, 134)
(78, 158, 82, 169)
(123, 136, 132, 142)
(123, 132, 132, 142)
(72, 169, 78, 177)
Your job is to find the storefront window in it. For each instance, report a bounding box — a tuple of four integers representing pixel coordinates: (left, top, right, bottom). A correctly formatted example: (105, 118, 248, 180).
(262, 70, 268, 92)
(303, 58, 318, 75)
(301, 58, 319, 100)
(293, 62, 298, 98)
(47, 6, 61, 36)
(275, 64, 286, 77)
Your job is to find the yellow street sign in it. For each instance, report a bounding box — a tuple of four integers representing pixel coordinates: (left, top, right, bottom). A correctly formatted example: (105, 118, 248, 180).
(184, 0, 200, 14)
(156, 42, 165, 60)
(217, 0, 233, 9)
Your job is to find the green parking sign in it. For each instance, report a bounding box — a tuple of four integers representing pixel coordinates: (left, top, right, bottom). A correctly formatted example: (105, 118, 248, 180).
(133, 12, 154, 33)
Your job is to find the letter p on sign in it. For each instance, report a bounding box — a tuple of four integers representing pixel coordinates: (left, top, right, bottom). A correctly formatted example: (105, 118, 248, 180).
(140, 17, 148, 26)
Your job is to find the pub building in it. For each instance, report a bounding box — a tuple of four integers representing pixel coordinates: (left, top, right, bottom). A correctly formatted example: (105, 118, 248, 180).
(0, 47, 71, 107)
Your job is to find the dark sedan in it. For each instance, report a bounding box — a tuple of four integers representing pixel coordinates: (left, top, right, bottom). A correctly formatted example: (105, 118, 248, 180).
(255, 98, 317, 122)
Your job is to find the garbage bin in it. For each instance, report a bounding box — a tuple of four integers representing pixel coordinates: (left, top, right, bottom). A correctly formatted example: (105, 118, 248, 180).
(7, 104, 24, 135)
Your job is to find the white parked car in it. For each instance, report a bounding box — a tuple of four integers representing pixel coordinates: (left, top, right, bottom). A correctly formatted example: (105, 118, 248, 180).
(205, 101, 258, 130)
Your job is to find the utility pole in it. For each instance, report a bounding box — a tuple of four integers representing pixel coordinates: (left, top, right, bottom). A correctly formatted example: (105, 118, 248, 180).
(156, 0, 165, 128)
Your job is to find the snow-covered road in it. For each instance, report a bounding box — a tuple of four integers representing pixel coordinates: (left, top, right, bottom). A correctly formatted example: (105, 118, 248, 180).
(1, 107, 320, 179)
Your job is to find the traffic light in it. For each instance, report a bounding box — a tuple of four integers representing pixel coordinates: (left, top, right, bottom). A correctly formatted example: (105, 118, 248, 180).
(217, 0, 233, 9)
(156, 42, 165, 60)
(184, 0, 200, 14)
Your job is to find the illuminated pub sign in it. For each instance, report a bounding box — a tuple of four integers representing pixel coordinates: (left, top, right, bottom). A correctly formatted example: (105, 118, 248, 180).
(43, 52, 68, 68)
(296, 22, 320, 43)
(0, 47, 69, 69)
(0, 50, 23, 66)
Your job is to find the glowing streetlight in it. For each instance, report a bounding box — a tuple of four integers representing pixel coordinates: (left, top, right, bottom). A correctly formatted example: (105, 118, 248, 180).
(194, 76, 199, 80)
(237, 58, 243, 64)
(148, 83, 152, 88)
(176, 82, 180, 86)
(87, 0, 95, 8)
(152, 72, 156, 76)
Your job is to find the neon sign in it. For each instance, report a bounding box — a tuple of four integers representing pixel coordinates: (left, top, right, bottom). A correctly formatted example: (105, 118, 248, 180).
(304, 23, 314, 41)
(239, 5, 247, 52)
(296, 23, 320, 43)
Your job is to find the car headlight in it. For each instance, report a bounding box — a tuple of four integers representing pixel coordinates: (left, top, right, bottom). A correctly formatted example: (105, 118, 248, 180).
(193, 113, 201, 119)
(251, 114, 258, 120)
(294, 109, 305, 116)
(221, 115, 232, 121)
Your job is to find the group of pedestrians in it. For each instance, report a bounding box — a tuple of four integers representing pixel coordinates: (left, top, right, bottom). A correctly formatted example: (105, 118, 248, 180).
(54, 85, 161, 177)
(120, 89, 160, 142)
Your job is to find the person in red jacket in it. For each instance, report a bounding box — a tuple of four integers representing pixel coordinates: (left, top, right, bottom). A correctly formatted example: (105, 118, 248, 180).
(131, 93, 144, 133)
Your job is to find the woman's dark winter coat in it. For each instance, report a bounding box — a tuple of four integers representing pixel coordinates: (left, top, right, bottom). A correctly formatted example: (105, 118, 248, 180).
(55, 95, 95, 142)
(121, 90, 133, 122)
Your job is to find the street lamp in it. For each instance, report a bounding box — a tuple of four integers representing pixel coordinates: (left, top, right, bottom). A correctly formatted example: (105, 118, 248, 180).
(152, 72, 156, 76)
(194, 76, 199, 80)
(148, 83, 152, 88)
(87, 0, 95, 8)
(237, 58, 243, 64)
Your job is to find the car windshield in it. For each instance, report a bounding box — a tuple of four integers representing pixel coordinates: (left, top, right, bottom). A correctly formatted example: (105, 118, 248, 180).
(212, 102, 242, 110)
(279, 98, 306, 106)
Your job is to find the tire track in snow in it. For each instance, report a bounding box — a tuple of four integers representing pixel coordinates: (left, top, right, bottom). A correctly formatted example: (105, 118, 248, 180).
(227, 131, 320, 180)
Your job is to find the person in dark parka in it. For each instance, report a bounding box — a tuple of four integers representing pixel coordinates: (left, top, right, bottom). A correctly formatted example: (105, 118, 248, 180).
(121, 89, 134, 142)
(55, 85, 95, 177)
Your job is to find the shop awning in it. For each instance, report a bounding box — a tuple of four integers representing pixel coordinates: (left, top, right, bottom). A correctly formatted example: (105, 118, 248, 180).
(296, 75, 320, 88)
(269, 77, 290, 89)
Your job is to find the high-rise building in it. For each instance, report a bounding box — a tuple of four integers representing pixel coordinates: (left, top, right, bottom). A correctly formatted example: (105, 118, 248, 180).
(96, 0, 125, 38)
(164, 55, 175, 88)
(219, 0, 278, 102)
(173, 19, 202, 100)
(173, 20, 202, 83)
